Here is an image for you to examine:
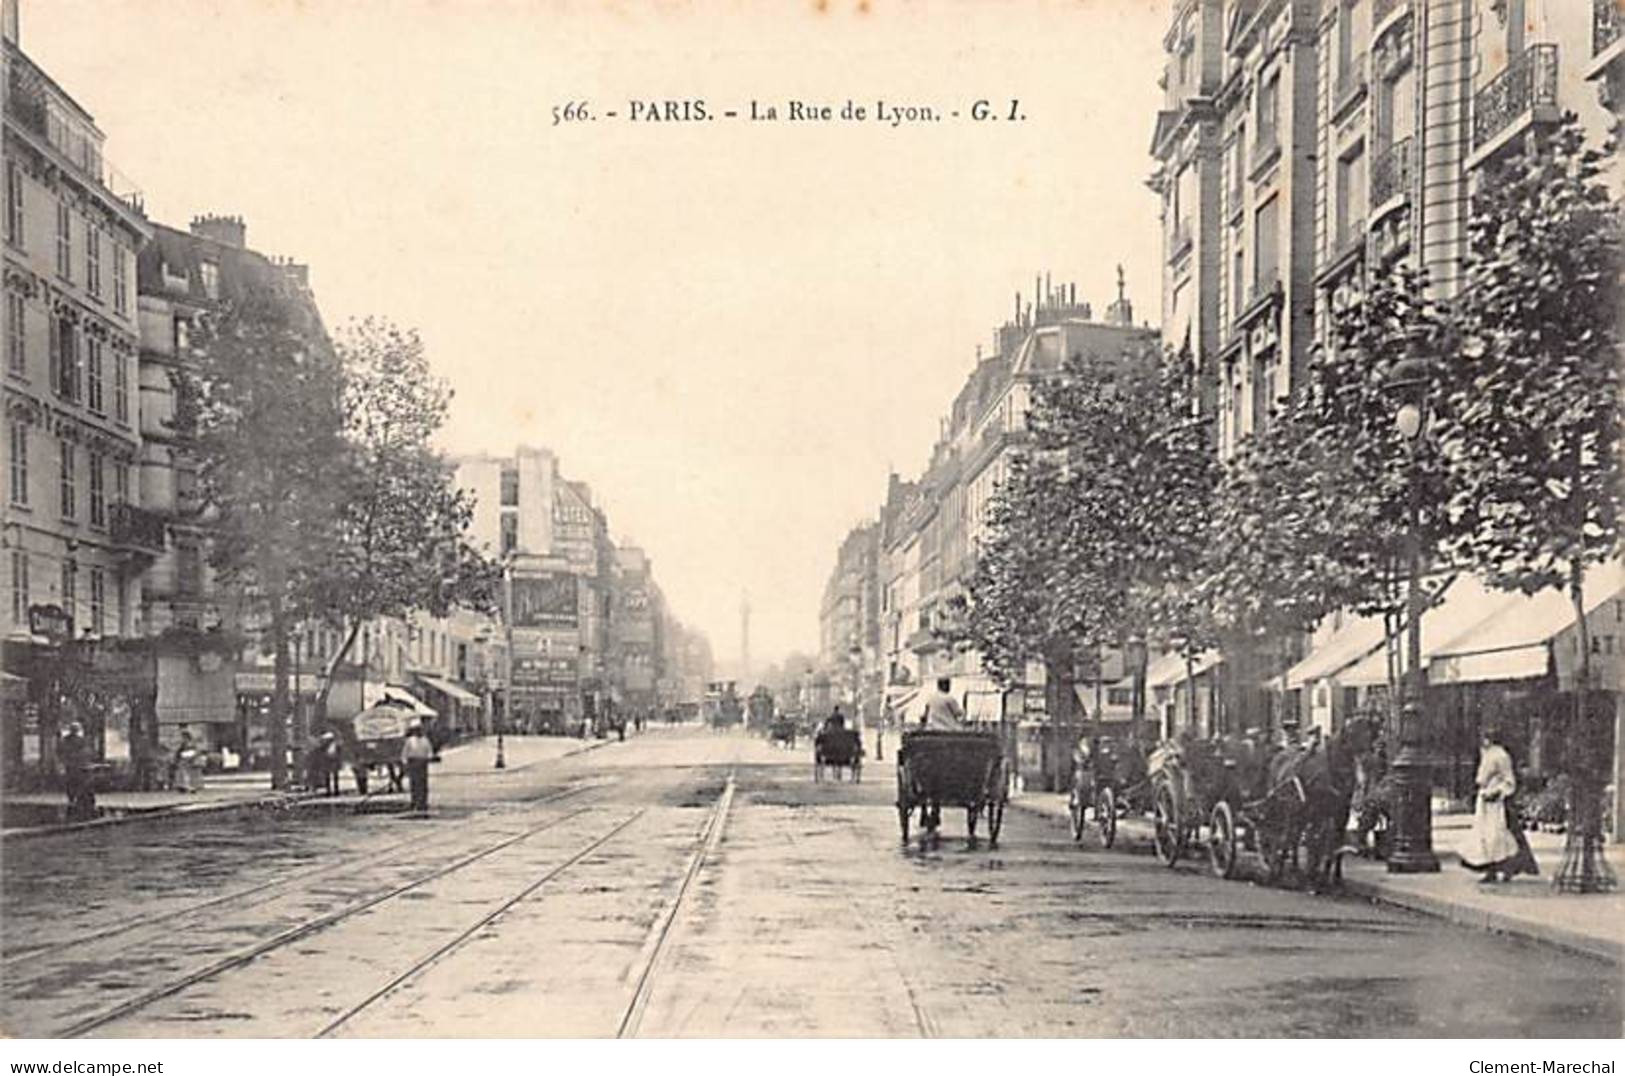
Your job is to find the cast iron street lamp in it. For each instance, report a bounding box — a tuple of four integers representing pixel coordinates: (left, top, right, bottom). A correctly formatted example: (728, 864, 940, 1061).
(1385, 338, 1441, 874)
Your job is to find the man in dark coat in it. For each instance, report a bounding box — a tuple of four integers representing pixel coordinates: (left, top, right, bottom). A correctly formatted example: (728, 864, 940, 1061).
(59, 722, 95, 822)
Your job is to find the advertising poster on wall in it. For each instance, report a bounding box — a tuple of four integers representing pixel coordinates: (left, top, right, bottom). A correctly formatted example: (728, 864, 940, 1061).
(510, 573, 578, 628)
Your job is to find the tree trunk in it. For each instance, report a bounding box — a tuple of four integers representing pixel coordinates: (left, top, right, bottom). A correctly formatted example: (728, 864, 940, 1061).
(1553, 556, 1616, 892)
(268, 585, 290, 791)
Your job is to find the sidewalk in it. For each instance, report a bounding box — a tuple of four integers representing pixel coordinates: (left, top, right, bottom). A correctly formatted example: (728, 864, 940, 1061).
(1, 733, 622, 839)
(1009, 790, 1624, 962)
(1, 782, 308, 839)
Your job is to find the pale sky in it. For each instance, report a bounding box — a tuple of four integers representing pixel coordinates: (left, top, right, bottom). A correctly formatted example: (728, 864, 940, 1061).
(29, 0, 1167, 666)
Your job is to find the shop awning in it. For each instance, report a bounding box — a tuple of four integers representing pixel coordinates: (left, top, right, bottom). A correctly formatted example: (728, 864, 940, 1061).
(1339, 563, 1623, 687)
(415, 674, 481, 708)
(1146, 649, 1222, 689)
(1275, 610, 1396, 692)
(235, 671, 321, 697)
(381, 684, 437, 717)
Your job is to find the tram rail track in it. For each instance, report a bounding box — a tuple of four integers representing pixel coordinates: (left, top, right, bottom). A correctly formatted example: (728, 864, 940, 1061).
(617, 771, 736, 1038)
(56, 800, 598, 1039)
(2, 783, 593, 973)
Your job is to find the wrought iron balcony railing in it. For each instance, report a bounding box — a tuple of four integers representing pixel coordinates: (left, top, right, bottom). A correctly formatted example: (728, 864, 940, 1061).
(1472, 44, 1559, 151)
(110, 502, 166, 555)
(1372, 135, 1415, 206)
(5, 55, 144, 214)
(1598, 0, 1623, 57)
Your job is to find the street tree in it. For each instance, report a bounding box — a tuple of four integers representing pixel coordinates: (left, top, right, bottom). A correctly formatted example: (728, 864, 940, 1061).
(1442, 117, 1622, 892)
(308, 318, 501, 725)
(957, 346, 1217, 732)
(1206, 265, 1457, 712)
(189, 281, 347, 789)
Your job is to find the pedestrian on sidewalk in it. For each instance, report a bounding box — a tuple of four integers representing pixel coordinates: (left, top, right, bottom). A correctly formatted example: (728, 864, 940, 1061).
(172, 727, 203, 794)
(58, 722, 95, 822)
(1462, 726, 1539, 884)
(401, 721, 435, 814)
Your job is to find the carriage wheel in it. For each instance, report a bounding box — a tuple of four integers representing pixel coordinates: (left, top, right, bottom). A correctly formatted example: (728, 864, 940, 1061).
(1153, 784, 1182, 867)
(1208, 801, 1239, 879)
(1068, 785, 1086, 843)
(1097, 786, 1117, 849)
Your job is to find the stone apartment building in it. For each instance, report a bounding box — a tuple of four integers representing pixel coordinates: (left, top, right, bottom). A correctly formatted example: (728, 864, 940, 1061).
(456, 446, 620, 734)
(1150, 0, 1625, 828)
(2, 3, 152, 782)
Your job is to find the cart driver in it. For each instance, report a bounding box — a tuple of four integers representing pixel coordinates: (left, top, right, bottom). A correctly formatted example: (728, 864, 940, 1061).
(920, 679, 965, 730)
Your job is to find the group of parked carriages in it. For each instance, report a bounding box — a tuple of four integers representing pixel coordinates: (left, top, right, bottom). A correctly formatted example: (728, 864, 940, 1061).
(1067, 716, 1383, 889)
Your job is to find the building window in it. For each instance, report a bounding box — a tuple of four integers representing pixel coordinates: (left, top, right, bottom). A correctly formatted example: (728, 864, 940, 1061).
(86, 224, 101, 298)
(1253, 196, 1280, 294)
(115, 461, 129, 506)
(4, 161, 21, 248)
(500, 466, 519, 507)
(1336, 144, 1367, 250)
(89, 452, 105, 527)
(113, 243, 128, 315)
(90, 567, 105, 635)
(55, 199, 71, 281)
(51, 316, 78, 401)
(11, 550, 29, 625)
(199, 261, 219, 300)
(6, 293, 23, 375)
(86, 336, 104, 414)
(113, 349, 129, 424)
(8, 421, 27, 505)
(59, 438, 76, 519)
(500, 512, 518, 556)
(60, 559, 76, 622)
(1256, 72, 1280, 157)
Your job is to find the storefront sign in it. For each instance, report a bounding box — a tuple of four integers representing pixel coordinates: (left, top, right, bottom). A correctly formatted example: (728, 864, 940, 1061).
(27, 604, 72, 643)
(513, 656, 577, 685)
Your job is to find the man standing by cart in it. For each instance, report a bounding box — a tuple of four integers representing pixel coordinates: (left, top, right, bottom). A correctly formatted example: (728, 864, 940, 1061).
(401, 721, 435, 815)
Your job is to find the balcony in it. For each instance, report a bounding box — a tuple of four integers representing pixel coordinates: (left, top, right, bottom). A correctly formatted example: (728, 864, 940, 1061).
(1372, 135, 1414, 208)
(110, 503, 166, 556)
(1472, 44, 1560, 152)
(4, 55, 144, 215)
(1598, 0, 1622, 58)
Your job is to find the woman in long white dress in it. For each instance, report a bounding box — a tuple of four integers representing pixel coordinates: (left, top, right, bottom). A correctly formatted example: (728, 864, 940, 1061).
(1461, 727, 1538, 883)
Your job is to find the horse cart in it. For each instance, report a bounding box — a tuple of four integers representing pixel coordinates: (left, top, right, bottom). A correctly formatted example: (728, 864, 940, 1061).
(321, 701, 415, 796)
(1070, 737, 1156, 852)
(896, 729, 1007, 849)
(769, 715, 799, 749)
(814, 727, 862, 781)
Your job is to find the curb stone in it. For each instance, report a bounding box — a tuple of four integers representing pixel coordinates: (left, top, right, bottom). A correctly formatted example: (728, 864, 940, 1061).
(1009, 793, 1623, 964)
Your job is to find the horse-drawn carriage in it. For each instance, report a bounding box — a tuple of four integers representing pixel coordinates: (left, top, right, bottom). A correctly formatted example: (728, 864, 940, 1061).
(895, 729, 1007, 849)
(319, 701, 417, 796)
(704, 682, 743, 730)
(769, 713, 800, 749)
(1069, 717, 1380, 889)
(746, 688, 776, 735)
(814, 726, 863, 781)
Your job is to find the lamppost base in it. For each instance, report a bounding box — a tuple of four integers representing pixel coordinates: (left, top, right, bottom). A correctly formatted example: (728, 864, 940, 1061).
(1385, 849, 1441, 874)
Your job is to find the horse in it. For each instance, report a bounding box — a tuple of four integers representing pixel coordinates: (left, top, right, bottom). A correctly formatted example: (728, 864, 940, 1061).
(1259, 716, 1381, 890)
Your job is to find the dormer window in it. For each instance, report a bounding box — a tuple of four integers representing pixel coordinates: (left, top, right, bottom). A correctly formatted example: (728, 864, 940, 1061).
(199, 261, 220, 300)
